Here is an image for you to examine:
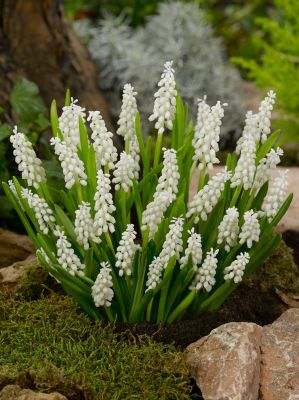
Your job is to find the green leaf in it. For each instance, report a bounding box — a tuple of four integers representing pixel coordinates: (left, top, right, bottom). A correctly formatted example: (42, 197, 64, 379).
(0, 123, 12, 141)
(10, 78, 47, 121)
(256, 130, 280, 163)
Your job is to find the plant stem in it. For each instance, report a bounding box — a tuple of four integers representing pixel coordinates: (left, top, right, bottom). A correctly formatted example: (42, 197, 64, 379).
(197, 166, 206, 191)
(230, 184, 242, 207)
(76, 183, 83, 203)
(104, 232, 115, 255)
(121, 189, 127, 225)
(153, 133, 163, 169)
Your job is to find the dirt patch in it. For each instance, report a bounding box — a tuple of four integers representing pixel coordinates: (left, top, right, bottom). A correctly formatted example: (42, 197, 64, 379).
(0, 229, 34, 268)
(283, 230, 299, 267)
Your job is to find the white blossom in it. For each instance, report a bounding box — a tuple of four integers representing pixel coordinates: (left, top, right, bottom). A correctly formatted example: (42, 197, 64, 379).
(115, 224, 138, 276)
(74, 202, 99, 250)
(93, 170, 116, 237)
(92, 262, 114, 307)
(128, 135, 140, 180)
(112, 151, 135, 191)
(253, 147, 283, 189)
(8, 179, 24, 209)
(217, 207, 239, 251)
(88, 110, 118, 171)
(10, 127, 46, 189)
(54, 227, 85, 276)
(21, 188, 55, 234)
(236, 111, 260, 154)
(192, 99, 226, 169)
(50, 137, 87, 189)
(258, 90, 276, 143)
(117, 83, 138, 141)
(231, 134, 256, 190)
(239, 210, 260, 248)
(190, 248, 219, 292)
(262, 170, 289, 221)
(187, 168, 231, 222)
(142, 191, 172, 238)
(155, 148, 179, 200)
(224, 252, 250, 283)
(148, 61, 177, 134)
(179, 228, 202, 269)
(146, 217, 184, 290)
(59, 97, 86, 147)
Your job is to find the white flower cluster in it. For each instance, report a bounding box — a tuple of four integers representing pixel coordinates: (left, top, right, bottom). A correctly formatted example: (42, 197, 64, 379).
(192, 99, 225, 169)
(187, 168, 231, 222)
(59, 98, 86, 147)
(254, 148, 283, 189)
(50, 137, 87, 189)
(180, 228, 202, 269)
(217, 207, 239, 251)
(239, 210, 260, 248)
(74, 202, 99, 250)
(148, 61, 177, 134)
(231, 134, 256, 190)
(115, 224, 138, 276)
(92, 262, 114, 307)
(54, 227, 85, 276)
(262, 170, 288, 221)
(112, 151, 135, 192)
(236, 111, 259, 154)
(146, 217, 184, 290)
(93, 170, 116, 237)
(141, 191, 173, 239)
(21, 188, 55, 234)
(8, 180, 24, 209)
(88, 111, 118, 171)
(190, 248, 219, 292)
(155, 148, 179, 200)
(128, 135, 140, 180)
(117, 84, 138, 141)
(10, 127, 46, 189)
(258, 90, 276, 143)
(224, 252, 250, 283)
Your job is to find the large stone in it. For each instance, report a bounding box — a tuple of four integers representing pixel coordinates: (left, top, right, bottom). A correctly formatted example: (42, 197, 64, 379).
(260, 308, 299, 400)
(0, 229, 34, 268)
(0, 385, 67, 400)
(186, 322, 263, 400)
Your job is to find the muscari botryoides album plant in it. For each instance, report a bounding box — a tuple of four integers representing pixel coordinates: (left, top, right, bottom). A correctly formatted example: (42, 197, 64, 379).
(4, 61, 292, 323)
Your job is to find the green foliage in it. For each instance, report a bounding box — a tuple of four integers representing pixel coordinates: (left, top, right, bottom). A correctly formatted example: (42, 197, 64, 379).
(234, 0, 299, 144)
(0, 294, 191, 399)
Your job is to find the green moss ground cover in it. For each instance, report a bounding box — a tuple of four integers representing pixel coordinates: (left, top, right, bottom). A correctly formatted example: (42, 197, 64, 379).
(0, 293, 191, 399)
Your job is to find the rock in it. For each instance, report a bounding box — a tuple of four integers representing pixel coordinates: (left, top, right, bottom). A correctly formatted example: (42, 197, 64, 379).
(186, 322, 263, 400)
(260, 308, 299, 400)
(0, 385, 67, 399)
(0, 229, 34, 268)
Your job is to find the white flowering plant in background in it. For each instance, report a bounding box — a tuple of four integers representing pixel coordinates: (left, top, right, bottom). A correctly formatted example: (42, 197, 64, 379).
(3, 62, 292, 324)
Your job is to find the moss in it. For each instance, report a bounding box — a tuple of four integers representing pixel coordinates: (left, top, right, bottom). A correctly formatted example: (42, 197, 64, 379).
(0, 293, 191, 400)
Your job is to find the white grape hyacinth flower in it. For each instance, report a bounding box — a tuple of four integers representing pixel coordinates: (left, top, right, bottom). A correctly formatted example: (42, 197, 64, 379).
(54, 227, 85, 276)
(21, 188, 55, 234)
(8, 179, 24, 209)
(50, 137, 87, 189)
(88, 110, 118, 171)
(117, 83, 138, 141)
(148, 61, 177, 135)
(10, 127, 46, 189)
(146, 217, 184, 290)
(115, 224, 138, 276)
(262, 170, 289, 221)
(192, 100, 226, 170)
(231, 134, 256, 190)
(187, 168, 231, 223)
(59, 97, 86, 147)
(128, 135, 140, 180)
(239, 210, 260, 248)
(224, 252, 250, 283)
(258, 90, 276, 143)
(74, 201, 100, 250)
(154, 148, 179, 200)
(236, 111, 260, 154)
(179, 228, 202, 270)
(253, 147, 283, 189)
(93, 170, 116, 237)
(92, 262, 114, 307)
(190, 248, 219, 292)
(217, 207, 240, 251)
(141, 191, 173, 239)
(113, 151, 136, 192)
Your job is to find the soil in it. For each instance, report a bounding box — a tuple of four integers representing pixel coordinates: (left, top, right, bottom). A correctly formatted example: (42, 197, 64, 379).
(283, 230, 299, 267)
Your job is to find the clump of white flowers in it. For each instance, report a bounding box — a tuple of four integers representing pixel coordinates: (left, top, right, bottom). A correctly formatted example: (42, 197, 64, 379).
(10, 127, 46, 189)
(6, 61, 291, 324)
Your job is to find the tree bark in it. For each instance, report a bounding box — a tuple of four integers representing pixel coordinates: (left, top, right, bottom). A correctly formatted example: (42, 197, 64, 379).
(0, 0, 112, 126)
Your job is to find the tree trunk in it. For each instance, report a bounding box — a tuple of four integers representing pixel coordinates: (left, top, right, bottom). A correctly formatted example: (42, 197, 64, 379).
(0, 0, 112, 126)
